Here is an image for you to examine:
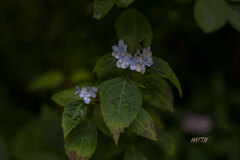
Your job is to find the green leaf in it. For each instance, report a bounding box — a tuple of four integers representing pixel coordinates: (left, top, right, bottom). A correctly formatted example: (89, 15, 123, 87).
(93, 54, 117, 72)
(94, 0, 116, 19)
(227, 2, 240, 32)
(123, 146, 147, 160)
(194, 0, 228, 33)
(156, 130, 175, 156)
(100, 77, 142, 145)
(116, 0, 134, 8)
(142, 75, 174, 112)
(115, 9, 153, 53)
(148, 57, 182, 98)
(29, 70, 64, 91)
(93, 105, 112, 137)
(64, 119, 97, 160)
(62, 101, 87, 138)
(52, 89, 82, 107)
(129, 108, 157, 141)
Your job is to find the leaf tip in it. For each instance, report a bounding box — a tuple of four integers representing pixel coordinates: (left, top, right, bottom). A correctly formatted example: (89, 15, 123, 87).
(110, 128, 124, 146)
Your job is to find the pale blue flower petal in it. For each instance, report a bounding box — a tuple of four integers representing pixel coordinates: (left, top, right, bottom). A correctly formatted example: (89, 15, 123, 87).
(76, 85, 80, 90)
(130, 64, 136, 70)
(91, 92, 96, 98)
(84, 97, 91, 104)
(74, 90, 80, 95)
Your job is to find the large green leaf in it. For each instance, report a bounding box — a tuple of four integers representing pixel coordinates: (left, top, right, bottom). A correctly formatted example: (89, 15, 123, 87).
(142, 75, 174, 112)
(64, 119, 97, 160)
(115, 9, 153, 53)
(194, 0, 228, 33)
(29, 70, 64, 91)
(52, 89, 82, 107)
(93, 54, 117, 72)
(116, 0, 134, 8)
(93, 105, 112, 137)
(62, 101, 87, 138)
(227, 2, 240, 32)
(94, 0, 116, 19)
(123, 146, 147, 160)
(129, 108, 157, 141)
(100, 77, 142, 145)
(148, 57, 182, 98)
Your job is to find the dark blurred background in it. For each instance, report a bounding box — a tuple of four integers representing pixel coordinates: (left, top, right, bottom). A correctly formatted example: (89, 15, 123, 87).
(0, 0, 240, 160)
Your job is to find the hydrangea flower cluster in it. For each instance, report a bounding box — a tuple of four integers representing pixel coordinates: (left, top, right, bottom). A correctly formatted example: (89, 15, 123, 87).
(112, 39, 153, 74)
(74, 86, 98, 104)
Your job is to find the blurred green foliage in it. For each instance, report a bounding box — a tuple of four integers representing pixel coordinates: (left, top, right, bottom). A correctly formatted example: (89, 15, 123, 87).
(0, 0, 240, 159)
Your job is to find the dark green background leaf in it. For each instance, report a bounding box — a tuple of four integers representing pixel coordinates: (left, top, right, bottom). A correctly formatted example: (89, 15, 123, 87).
(70, 69, 92, 83)
(116, 0, 134, 8)
(115, 9, 153, 53)
(227, 2, 240, 32)
(100, 77, 142, 145)
(0, 136, 10, 160)
(94, 0, 116, 19)
(123, 146, 147, 160)
(11, 106, 64, 160)
(156, 130, 175, 156)
(52, 89, 82, 107)
(194, 0, 227, 33)
(29, 70, 64, 91)
(24, 151, 65, 160)
(62, 101, 87, 138)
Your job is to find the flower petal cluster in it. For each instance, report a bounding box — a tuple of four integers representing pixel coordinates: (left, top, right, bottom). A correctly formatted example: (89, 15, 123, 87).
(112, 39, 153, 74)
(74, 86, 98, 104)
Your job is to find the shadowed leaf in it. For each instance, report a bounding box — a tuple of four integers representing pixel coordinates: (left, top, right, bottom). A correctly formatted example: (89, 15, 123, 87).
(142, 75, 174, 112)
(129, 108, 157, 141)
(148, 57, 182, 98)
(93, 105, 112, 137)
